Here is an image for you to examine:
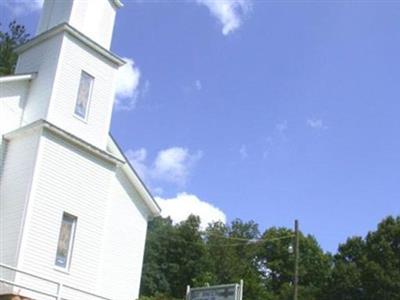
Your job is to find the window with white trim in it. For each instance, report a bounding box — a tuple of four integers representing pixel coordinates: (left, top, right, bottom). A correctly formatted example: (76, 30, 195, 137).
(55, 213, 77, 269)
(74, 71, 94, 120)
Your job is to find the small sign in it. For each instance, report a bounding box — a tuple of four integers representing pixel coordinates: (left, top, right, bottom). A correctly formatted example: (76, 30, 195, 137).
(187, 281, 243, 300)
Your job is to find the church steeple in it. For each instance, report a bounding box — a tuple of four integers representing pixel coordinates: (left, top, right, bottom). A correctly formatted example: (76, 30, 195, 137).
(0, 2, 160, 299)
(13, 0, 125, 149)
(37, 0, 123, 49)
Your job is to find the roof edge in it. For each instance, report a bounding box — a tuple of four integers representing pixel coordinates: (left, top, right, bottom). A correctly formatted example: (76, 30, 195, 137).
(3, 120, 160, 217)
(15, 23, 125, 67)
(4, 120, 124, 165)
(111, 0, 124, 8)
(0, 73, 37, 83)
(108, 135, 161, 218)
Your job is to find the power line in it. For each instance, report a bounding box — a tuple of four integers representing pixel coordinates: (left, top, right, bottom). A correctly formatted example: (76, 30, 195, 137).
(155, 233, 295, 247)
(209, 234, 295, 243)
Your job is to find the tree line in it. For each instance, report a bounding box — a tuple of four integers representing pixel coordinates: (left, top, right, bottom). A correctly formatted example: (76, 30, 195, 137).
(139, 215, 400, 300)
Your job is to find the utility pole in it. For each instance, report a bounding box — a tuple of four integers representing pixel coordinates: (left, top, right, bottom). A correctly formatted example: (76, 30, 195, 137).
(294, 219, 299, 300)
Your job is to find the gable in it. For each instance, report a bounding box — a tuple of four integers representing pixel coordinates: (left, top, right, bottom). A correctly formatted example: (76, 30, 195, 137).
(107, 135, 161, 218)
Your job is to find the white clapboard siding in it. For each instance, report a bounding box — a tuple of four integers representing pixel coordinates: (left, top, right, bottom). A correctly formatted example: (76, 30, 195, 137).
(36, 0, 74, 35)
(0, 80, 30, 136)
(1, 1, 159, 298)
(15, 34, 63, 125)
(16, 130, 116, 294)
(46, 33, 118, 150)
(37, 0, 117, 50)
(97, 169, 149, 299)
(69, 0, 117, 49)
(0, 131, 40, 282)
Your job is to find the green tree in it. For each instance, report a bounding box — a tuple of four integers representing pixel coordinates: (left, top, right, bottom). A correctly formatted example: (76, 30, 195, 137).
(0, 21, 30, 76)
(169, 215, 210, 296)
(326, 216, 400, 300)
(257, 227, 332, 300)
(140, 215, 399, 300)
(204, 221, 232, 284)
(140, 215, 209, 299)
(204, 219, 273, 299)
(140, 217, 175, 296)
(138, 295, 181, 300)
(325, 237, 365, 300)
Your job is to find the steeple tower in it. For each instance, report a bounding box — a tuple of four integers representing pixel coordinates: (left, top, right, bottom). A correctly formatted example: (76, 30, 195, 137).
(13, 0, 125, 149)
(37, 0, 123, 49)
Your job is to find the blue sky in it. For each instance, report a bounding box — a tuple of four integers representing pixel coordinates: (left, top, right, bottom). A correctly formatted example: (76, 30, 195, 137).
(2, 0, 400, 252)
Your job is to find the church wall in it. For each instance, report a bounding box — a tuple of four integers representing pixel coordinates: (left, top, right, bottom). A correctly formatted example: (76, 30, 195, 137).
(0, 80, 30, 137)
(0, 1, 159, 298)
(46, 33, 118, 150)
(15, 34, 63, 126)
(0, 131, 41, 289)
(36, 0, 74, 35)
(37, 0, 116, 50)
(97, 169, 149, 299)
(69, 0, 117, 49)
(16, 130, 116, 298)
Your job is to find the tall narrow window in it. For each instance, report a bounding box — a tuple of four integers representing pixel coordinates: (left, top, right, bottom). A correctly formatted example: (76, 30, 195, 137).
(55, 213, 77, 269)
(74, 71, 94, 120)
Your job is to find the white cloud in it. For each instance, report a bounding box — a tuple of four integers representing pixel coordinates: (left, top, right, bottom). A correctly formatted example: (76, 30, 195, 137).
(262, 150, 269, 159)
(126, 148, 222, 229)
(153, 147, 203, 185)
(114, 57, 143, 111)
(306, 118, 327, 130)
(2, 0, 43, 15)
(182, 80, 203, 94)
(196, 0, 252, 35)
(195, 80, 202, 91)
(126, 147, 202, 187)
(156, 193, 226, 229)
(142, 80, 151, 97)
(239, 144, 248, 159)
(275, 120, 288, 133)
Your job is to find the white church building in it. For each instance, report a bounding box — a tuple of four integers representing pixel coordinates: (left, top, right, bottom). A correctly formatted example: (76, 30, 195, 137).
(0, 0, 161, 299)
